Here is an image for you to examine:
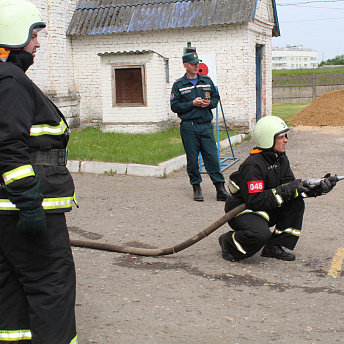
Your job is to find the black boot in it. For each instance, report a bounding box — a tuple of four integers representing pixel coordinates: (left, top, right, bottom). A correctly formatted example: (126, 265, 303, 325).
(192, 184, 204, 202)
(219, 234, 236, 261)
(261, 243, 295, 261)
(215, 182, 230, 201)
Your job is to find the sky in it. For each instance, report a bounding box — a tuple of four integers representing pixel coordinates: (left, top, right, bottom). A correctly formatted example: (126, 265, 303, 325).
(273, 0, 344, 61)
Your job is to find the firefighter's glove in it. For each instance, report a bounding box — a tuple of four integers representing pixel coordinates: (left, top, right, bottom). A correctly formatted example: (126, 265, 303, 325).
(305, 173, 337, 197)
(320, 173, 337, 193)
(17, 207, 46, 236)
(276, 179, 308, 202)
(4, 177, 46, 236)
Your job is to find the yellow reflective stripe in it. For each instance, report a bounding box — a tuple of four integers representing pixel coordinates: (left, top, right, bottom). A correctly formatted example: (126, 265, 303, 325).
(0, 199, 18, 210)
(73, 193, 79, 207)
(42, 196, 74, 210)
(228, 179, 240, 194)
(70, 335, 78, 344)
(0, 196, 74, 211)
(2, 165, 35, 185)
(236, 209, 270, 221)
(301, 192, 308, 198)
(271, 188, 283, 206)
(232, 232, 246, 254)
(30, 119, 67, 136)
(273, 227, 301, 237)
(0, 329, 32, 341)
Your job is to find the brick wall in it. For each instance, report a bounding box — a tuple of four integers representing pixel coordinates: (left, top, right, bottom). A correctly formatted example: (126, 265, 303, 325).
(27, 0, 80, 127)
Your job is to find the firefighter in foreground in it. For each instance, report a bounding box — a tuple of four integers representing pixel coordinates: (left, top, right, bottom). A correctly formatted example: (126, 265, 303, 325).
(0, 1, 77, 343)
(219, 116, 337, 262)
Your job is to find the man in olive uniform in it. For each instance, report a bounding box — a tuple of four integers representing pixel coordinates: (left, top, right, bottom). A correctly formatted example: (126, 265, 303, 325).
(170, 52, 229, 202)
(0, 1, 77, 343)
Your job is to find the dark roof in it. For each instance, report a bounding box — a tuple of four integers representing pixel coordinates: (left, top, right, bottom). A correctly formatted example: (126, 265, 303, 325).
(67, 0, 280, 37)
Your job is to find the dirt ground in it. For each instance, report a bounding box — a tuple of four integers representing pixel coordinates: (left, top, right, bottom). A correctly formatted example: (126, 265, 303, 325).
(290, 89, 344, 126)
(66, 125, 344, 344)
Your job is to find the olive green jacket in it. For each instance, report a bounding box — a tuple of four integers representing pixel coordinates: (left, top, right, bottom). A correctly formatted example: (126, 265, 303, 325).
(170, 73, 219, 123)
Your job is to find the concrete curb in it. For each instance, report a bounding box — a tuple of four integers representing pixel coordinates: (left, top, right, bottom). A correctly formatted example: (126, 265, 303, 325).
(66, 133, 247, 177)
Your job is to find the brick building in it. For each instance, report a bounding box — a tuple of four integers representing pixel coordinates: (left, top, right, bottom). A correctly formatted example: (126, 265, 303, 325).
(28, 0, 280, 133)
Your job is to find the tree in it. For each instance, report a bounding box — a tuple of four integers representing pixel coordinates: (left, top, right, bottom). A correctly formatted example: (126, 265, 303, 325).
(319, 54, 344, 67)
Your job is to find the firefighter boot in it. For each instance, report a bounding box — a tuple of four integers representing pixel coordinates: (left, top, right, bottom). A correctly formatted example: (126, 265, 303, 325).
(261, 243, 295, 261)
(215, 182, 230, 201)
(219, 233, 236, 261)
(192, 184, 204, 202)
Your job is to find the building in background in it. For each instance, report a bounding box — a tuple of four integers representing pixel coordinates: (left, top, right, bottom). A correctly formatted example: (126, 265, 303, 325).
(28, 0, 280, 133)
(272, 45, 318, 70)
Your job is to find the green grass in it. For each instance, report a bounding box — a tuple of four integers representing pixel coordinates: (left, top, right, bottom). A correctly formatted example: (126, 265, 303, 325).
(272, 67, 344, 77)
(272, 103, 310, 126)
(68, 103, 308, 165)
(68, 126, 236, 165)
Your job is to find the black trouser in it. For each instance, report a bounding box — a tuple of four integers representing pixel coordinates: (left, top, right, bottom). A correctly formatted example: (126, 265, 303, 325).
(180, 121, 225, 185)
(223, 197, 305, 260)
(0, 213, 77, 344)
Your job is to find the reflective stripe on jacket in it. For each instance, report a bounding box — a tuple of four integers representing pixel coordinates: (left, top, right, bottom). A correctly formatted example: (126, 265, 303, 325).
(0, 329, 31, 341)
(0, 194, 76, 212)
(0, 330, 78, 343)
(0, 53, 75, 215)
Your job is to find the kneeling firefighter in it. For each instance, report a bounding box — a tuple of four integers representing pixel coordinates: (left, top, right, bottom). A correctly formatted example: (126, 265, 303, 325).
(219, 116, 337, 262)
(0, 1, 78, 343)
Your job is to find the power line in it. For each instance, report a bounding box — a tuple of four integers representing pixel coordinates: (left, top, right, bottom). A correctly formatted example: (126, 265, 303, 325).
(290, 4, 344, 8)
(280, 16, 344, 22)
(278, 0, 344, 5)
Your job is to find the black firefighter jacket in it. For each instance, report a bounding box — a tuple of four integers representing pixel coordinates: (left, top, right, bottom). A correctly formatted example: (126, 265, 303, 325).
(225, 148, 296, 217)
(0, 50, 75, 214)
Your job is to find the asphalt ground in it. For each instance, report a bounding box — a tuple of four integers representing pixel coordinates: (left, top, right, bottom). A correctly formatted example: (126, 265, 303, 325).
(66, 126, 344, 344)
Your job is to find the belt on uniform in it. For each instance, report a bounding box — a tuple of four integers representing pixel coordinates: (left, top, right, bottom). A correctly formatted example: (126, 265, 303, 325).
(29, 149, 68, 166)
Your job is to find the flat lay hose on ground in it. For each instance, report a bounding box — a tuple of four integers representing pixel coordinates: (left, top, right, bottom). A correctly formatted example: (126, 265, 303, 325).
(70, 203, 247, 256)
(69, 176, 344, 256)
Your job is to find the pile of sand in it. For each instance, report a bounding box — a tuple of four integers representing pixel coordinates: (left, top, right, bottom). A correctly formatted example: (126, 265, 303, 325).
(289, 89, 344, 126)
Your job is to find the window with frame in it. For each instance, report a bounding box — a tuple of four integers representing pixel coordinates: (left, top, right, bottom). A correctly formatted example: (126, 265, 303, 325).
(112, 65, 146, 106)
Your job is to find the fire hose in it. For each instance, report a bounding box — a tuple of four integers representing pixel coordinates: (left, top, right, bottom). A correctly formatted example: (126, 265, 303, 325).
(70, 175, 344, 257)
(70, 203, 247, 256)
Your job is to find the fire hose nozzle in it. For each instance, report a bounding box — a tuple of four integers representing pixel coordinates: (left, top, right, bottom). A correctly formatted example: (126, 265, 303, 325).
(302, 175, 344, 189)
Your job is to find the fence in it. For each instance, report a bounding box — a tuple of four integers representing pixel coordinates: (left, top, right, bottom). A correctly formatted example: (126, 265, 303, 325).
(272, 73, 344, 104)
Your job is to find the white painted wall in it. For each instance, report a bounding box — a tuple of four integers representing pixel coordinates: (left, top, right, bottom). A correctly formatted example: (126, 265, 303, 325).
(99, 51, 169, 133)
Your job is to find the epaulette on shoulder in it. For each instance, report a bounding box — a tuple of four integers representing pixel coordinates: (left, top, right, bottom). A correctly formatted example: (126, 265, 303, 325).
(174, 77, 182, 82)
(201, 74, 211, 79)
